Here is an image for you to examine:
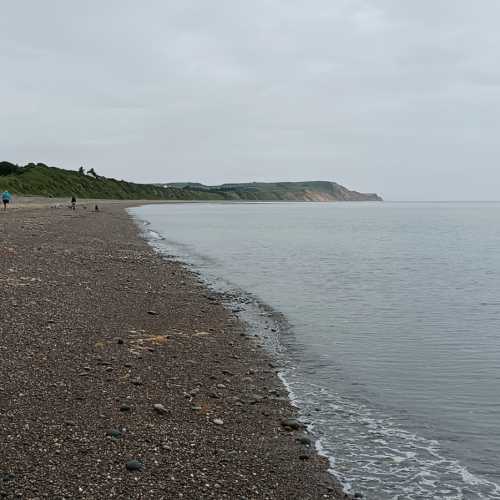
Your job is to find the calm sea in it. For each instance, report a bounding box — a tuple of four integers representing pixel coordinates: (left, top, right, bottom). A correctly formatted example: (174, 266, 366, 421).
(131, 202, 500, 500)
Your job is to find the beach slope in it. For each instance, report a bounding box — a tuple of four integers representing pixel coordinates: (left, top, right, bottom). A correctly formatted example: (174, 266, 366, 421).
(0, 204, 348, 499)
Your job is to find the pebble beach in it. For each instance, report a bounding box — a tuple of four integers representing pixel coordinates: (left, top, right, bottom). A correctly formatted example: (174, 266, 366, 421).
(0, 201, 349, 499)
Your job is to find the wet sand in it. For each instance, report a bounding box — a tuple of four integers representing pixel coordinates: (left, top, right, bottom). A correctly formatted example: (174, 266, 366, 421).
(0, 202, 350, 499)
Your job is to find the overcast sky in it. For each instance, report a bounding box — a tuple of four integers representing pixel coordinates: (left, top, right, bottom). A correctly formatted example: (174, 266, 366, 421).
(2, 1, 500, 200)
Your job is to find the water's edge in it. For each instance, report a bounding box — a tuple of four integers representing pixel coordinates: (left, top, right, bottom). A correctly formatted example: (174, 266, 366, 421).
(129, 212, 350, 494)
(129, 205, 500, 500)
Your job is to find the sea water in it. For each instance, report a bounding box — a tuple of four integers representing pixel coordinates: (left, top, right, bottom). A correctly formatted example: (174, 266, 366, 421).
(130, 202, 500, 499)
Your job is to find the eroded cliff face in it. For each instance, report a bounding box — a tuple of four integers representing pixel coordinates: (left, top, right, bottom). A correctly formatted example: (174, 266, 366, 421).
(233, 186, 383, 202)
(297, 189, 382, 202)
(166, 181, 383, 202)
(282, 190, 343, 201)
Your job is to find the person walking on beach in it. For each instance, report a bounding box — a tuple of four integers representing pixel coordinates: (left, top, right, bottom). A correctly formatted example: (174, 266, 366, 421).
(2, 191, 12, 210)
(71, 196, 76, 210)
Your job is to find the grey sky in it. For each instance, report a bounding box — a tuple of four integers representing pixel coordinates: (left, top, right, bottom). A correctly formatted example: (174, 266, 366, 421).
(2, 1, 500, 200)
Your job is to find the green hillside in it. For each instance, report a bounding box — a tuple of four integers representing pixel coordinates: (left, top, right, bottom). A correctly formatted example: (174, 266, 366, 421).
(0, 162, 220, 201)
(0, 162, 382, 201)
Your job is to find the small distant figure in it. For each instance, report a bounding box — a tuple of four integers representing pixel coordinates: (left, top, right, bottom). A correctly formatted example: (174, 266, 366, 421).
(71, 196, 76, 210)
(2, 191, 12, 211)
(94, 204, 99, 212)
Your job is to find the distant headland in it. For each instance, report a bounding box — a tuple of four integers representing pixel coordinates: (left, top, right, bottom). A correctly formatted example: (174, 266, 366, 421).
(0, 162, 382, 202)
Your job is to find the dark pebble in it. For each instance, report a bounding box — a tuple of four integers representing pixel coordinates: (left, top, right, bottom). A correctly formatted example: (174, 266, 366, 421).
(126, 460, 144, 472)
(298, 436, 313, 446)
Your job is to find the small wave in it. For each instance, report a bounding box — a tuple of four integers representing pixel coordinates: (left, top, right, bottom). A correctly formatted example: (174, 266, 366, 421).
(284, 373, 500, 499)
(146, 229, 164, 240)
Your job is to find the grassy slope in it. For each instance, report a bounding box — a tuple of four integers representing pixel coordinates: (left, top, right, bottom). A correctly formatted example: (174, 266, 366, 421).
(0, 163, 222, 200)
(0, 162, 382, 201)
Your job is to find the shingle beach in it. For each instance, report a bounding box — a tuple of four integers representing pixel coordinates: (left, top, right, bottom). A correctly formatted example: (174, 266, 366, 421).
(0, 201, 349, 499)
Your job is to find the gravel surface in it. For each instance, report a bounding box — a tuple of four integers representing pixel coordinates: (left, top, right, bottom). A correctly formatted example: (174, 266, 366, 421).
(0, 203, 350, 499)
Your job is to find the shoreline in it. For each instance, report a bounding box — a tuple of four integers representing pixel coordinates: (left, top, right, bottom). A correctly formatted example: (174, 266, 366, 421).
(132, 211, 340, 480)
(0, 201, 350, 499)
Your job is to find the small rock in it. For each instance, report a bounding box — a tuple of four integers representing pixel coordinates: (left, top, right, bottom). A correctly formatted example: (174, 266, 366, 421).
(147, 310, 159, 316)
(0, 472, 15, 482)
(107, 429, 123, 439)
(117, 338, 124, 345)
(119, 405, 131, 412)
(298, 436, 313, 446)
(131, 378, 142, 386)
(280, 418, 305, 431)
(248, 394, 264, 405)
(213, 418, 224, 425)
(153, 403, 168, 414)
(126, 460, 144, 472)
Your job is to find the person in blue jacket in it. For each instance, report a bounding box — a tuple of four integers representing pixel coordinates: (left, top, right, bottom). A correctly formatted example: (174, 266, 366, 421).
(2, 191, 12, 210)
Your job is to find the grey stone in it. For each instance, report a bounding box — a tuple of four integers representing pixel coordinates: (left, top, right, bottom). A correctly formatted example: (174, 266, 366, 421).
(126, 460, 144, 471)
(280, 418, 305, 431)
(298, 436, 313, 446)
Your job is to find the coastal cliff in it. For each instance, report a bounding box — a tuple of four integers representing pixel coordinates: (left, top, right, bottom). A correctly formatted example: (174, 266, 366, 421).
(0, 162, 382, 202)
(164, 181, 383, 202)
